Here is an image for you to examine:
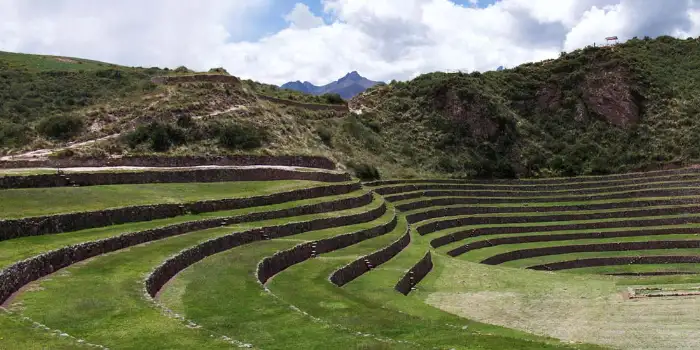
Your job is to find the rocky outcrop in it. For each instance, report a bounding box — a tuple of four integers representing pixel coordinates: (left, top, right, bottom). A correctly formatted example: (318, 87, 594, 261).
(329, 224, 411, 287)
(394, 251, 433, 296)
(257, 213, 397, 284)
(0, 167, 350, 189)
(580, 69, 642, 128)
(0, 183, 364, 241)
(145, 202, 388, 297)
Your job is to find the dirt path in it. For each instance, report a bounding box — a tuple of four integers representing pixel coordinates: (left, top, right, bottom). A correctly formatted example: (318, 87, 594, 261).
(0, 134, 121, 161)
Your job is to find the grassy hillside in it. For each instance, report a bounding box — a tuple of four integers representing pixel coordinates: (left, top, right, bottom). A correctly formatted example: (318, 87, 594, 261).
(351, 35, 700, 178)
(2, 35, 700, 179)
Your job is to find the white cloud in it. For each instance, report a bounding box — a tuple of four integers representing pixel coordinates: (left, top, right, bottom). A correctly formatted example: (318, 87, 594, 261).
(1, 0, 699, 86)
(285, 3, 324, 29)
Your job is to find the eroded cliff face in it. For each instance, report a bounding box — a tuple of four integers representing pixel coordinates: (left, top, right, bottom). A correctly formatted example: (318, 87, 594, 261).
(580, 69, 642, 128)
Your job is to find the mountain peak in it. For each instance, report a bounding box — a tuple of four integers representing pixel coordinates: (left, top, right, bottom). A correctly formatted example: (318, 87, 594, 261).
(342, 71, 363, 81)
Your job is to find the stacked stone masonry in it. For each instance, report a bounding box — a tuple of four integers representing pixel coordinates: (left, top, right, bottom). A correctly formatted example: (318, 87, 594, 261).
(0, 155, 336, 170)
(0, 167, 349, 189)
(394, 251, 433, 296)
(0, 192, 377, 305)
(256, 213, 398, 284)
(0, 183, 362, 241)
(145, 202, 388, 297)
(330, 225, 411, 287)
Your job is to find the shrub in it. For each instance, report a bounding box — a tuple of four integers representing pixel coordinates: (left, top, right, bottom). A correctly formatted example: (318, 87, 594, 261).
(0, 121, 30, 147)
(174, 66, 190, 73)
(36, 115, 84, 140)
(348, 161, 381, 180)
(125, 121, 185, 152)
(217, 123, 266, 150)
(316, 127, 333, 146)
(208, 67, 230, 75)
(321, 93, 345, 105)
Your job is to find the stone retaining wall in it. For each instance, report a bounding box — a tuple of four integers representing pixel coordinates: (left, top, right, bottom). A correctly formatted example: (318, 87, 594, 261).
(398, 196, 700, 213)
(481, 240, 700, 265)
(528, 255, 700, 271)
(0, 167, 350, 190)
(374, 181, 700, 197)
(447, 227, 700, 256)
(0, 193, 379, 305)
(388, 188, 700, 206)
(394, 251, 433, 296)
(405, 198, 700, 224)
(430, 216, 700, 248)
(0, 183, 362, 241)
(365, 167, 700, 187)
(257, 95, 349, 112)
(257, 214, 398, 284)
(0, 155, 336, 170)
(416, 205, 700, 235)
(145, 202, 388, 297)
(329, 225, 411, 287)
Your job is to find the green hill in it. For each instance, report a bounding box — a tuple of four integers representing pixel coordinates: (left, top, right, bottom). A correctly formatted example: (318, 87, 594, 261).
(2, 35, 700, 179)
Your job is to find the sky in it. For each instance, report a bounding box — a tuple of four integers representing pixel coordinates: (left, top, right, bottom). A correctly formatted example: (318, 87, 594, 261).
(1, 0, 700, 86)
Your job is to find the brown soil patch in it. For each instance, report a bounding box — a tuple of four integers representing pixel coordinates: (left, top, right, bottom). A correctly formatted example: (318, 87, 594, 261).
(54, 57, 79, 64)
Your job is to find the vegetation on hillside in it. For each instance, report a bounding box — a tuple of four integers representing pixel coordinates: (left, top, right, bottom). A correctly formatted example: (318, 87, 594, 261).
(3, 36, 700, 179)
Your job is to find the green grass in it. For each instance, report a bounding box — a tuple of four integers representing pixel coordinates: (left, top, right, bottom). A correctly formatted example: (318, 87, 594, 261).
(0, 51, 121, 72)
(0, 190, 368, 269)
(7, 199, 384, 349)
(0, 310, 94, 349)
(0, 180, 323, 218)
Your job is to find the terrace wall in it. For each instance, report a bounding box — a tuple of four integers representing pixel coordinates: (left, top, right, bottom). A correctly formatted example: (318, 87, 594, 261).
(256, 95, 349, 112)
(481, 240, 700, 265)
(394, 251, 433, 296)
(416, 205, 700, 235)
(329, 225, 411, 287)
(145, 203, 388, 297)
(256, 214, 398, 284)
(529, 256, 700, 271)
(0, 167, 350, 190)
(0, 155, 336, 170)
(0, 183, 364, 241)
(0, 199, 386, 305)
(430, 216, 700, 248)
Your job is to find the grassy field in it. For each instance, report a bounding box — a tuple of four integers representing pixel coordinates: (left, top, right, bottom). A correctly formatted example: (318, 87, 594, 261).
(5, 167, 700, 349)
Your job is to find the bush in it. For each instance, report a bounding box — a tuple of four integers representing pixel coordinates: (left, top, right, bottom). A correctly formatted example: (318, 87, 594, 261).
(208, 67, 230, 75)
(217, 123, 266, 150)
(125, 121, 185, 152)
(316, 127, 333, 146)
(36, 115, 84, 140)
(0, 121, 30, 147)
(348, 161, 381, 180)
(174, 66, 190, 73)
(321, 93, 345, 105)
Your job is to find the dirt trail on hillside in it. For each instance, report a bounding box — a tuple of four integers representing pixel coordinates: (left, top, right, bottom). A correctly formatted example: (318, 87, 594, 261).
(2, 105, 248, 162)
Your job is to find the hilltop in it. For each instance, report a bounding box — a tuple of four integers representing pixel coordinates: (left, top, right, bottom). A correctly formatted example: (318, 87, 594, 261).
(2, 35, 700, 179)
(281, 71, 383, 99)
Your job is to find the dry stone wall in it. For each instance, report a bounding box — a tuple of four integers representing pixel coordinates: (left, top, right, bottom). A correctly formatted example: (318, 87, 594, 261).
(481, 240, 700, 265)
(529, 255, 700, 271)
(416, 205, 700, 235)
(151, 75, 242, 85)
(387, 188, 700, 204)
(0, 192, 378, 305)
(364, 167, 700, 187)
(145, 202, 387, 297)
(0, 155, 336, 170)
(374, 181, 700, 197)
(329, 225, 411, 287)
(256, 213, 397, 284)
(394, 251, 433, 296)
(0, 167, 349, 190)
(431, 216, 700, 248)
(0, 183, 362, 241)
(447, 226, 700, 256)
(256, 95, 349, 112)
(405, 198, 700, 224)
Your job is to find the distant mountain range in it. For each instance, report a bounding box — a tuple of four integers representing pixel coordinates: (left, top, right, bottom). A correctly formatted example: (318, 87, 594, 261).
(281, 71, 382, 99)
